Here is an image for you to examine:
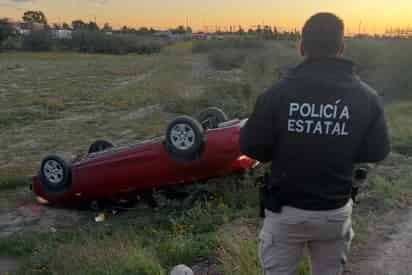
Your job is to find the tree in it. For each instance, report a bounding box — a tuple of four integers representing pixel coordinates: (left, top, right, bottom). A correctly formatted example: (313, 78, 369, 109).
(22, 10, 48, 25)
(138, 27, 149, 34)
(22, 30, 52, 51)
(273, 26, 279, 39)
(102, 22, 112, 32)
(238, 25, 245, 34)
(52, 23, 61, 30)
(121, 25, 129, 33)
(263, 25, 272, 33)
(0, 18, 14, 47)
(120, 25, 136, 33)
(62, 22, 70, 30)
(171, 25, 187, 34)
(87, 21, 99, 32)
(72, 20, 86, 31)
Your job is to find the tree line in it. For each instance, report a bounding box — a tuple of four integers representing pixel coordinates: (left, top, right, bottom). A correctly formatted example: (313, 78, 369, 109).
(0, 10, 302, 53)
(0, 10, 173, 54)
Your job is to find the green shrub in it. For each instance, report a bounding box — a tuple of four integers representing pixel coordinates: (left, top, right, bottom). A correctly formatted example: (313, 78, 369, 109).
(193, 38, 264, 53)
(345, 39, 412, 102)
(155, 234, 216, 267)
(208, 48, 248, 70)
(1, 36, 22, 50)
(218, 236, 260, 275)
(193, 38, 265, 70)
(164, 81, 252, 117)
(0, 174, 28, 190)
(218, 234, 311, 275)
(14, 30, 164, 54)
(47, 237, 166, 275)
(22, 30, 53, 51)
(386, 102, 412, 155)
(70, 31, 162, 55)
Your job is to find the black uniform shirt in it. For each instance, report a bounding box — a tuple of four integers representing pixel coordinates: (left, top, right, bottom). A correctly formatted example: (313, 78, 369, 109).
(240, 57, 390, 210)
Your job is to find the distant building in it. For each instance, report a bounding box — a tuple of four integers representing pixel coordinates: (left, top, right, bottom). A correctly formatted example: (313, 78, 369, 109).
(154, 31, 174, 39)
(14, 22, 45, 35)
(154, 31, 191, 41)
(51, 29, 73, 39)
(192, 32, 207, 40)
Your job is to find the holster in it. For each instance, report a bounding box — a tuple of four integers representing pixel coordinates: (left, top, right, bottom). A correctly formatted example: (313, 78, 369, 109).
(352, 167, 369, 204)
(258, 173, 283, 218)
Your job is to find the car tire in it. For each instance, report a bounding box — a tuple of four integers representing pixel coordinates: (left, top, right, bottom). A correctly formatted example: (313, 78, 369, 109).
(165, 116, 205, 163)
(88, 140, 114, 154)
(40, 155, 72, 193)
(197, 107, 228, 130)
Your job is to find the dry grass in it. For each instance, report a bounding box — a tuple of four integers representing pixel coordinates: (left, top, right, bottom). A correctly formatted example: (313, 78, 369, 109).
(49, 237, 165, 275)
(1, 39, 412, 275)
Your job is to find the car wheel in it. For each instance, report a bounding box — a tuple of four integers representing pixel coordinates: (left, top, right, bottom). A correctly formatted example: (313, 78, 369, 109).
(40, 155, 71, 193)
(197, 107, 228, 130)
(165, 116, 205, 163)
(88, 140, 114, 154)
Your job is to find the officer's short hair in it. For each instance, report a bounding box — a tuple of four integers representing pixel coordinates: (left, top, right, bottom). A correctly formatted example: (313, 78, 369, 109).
(302, 13, 344, 57)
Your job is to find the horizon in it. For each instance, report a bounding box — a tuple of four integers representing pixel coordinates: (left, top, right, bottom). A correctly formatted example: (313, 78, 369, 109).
(1, 0, 412, 34)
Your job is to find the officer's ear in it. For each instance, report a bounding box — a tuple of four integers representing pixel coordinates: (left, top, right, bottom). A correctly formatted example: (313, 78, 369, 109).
(299, 42, 305, 57)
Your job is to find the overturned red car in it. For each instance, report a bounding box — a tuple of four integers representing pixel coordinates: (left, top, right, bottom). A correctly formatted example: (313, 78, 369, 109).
(31, 108, 258, 207)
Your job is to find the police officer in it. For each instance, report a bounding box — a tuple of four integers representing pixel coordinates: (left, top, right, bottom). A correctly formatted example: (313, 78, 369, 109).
(240, 13, 390, 275)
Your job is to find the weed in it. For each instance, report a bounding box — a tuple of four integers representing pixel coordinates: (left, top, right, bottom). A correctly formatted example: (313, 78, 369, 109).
(386, 102, 412, 155)
(2, 39, 412, 275)
(0, 168, 30, 190)
(208, 49, 249, 70)
(192, 38, 264, 53)
(217, 233, 311, 275)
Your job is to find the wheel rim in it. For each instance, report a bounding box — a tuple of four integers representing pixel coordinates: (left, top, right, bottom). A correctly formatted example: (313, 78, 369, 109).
(170, 123, 196, 150)
(43, 160, 64, 185)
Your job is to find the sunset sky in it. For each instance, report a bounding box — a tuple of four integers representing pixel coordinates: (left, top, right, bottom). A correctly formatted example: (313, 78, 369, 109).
(1, 0, 411, 34)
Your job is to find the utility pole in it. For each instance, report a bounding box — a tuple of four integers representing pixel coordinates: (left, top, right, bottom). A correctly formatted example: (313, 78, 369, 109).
(358, 20, 362, 35)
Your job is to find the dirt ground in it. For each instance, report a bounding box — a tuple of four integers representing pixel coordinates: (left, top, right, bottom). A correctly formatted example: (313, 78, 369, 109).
(0, 202, 82, 238)
(348, 207, 412, 275)
(0, 257, 20, 274)
(0, 189, 84, 274)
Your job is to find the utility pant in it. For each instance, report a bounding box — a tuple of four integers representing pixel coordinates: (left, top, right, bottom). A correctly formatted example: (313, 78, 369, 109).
(259, 200, 354, 275)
